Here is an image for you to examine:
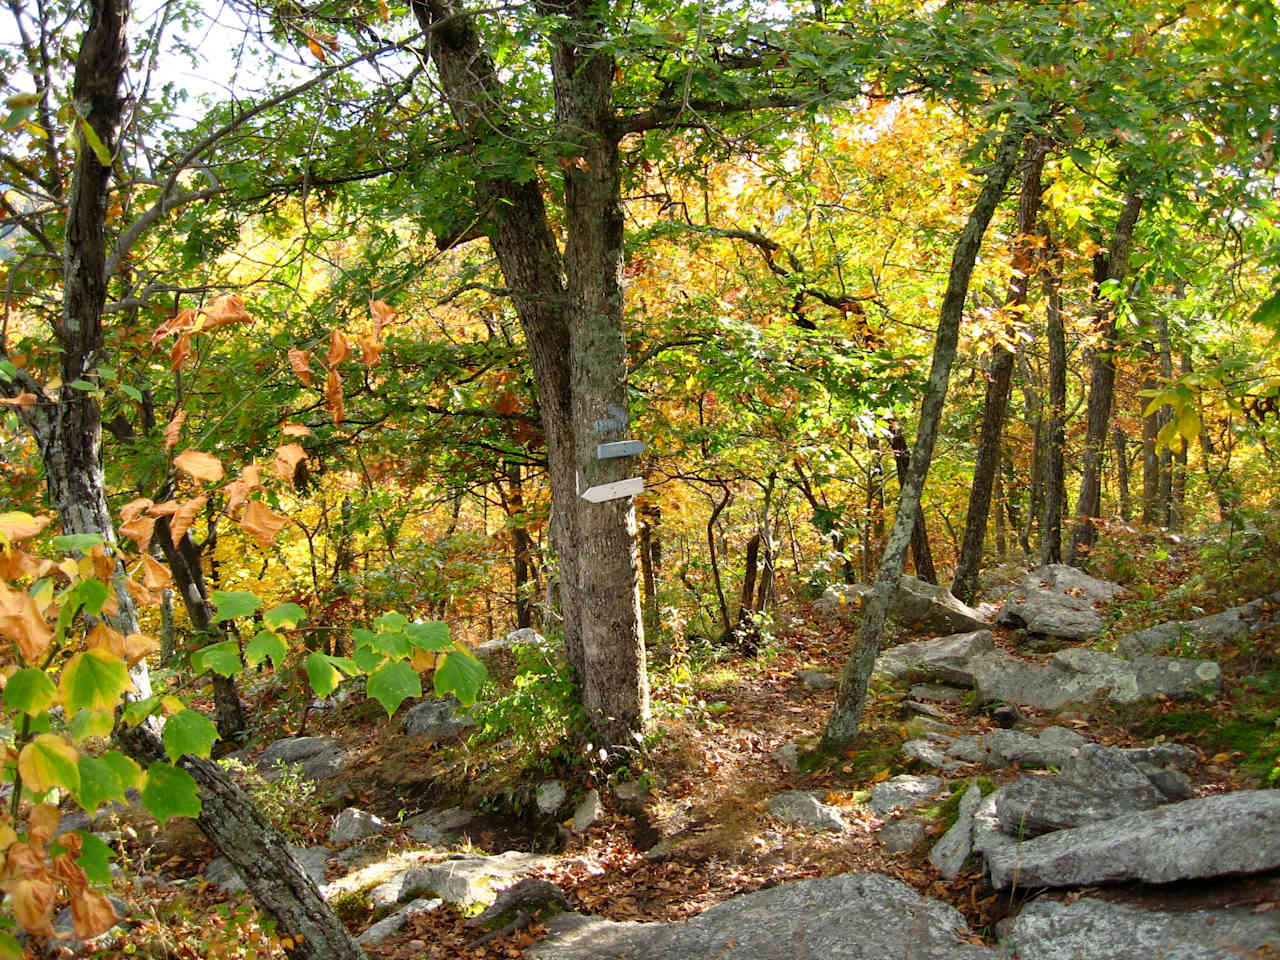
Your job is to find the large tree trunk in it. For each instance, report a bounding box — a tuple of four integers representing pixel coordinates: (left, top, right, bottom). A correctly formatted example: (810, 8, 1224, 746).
(819, 119, 1026, 752)
(951, 139, 1047, 603)
(415, 0, 647, 747)
(1068, 190, 1144, 563)
(117, 725, 362, 960)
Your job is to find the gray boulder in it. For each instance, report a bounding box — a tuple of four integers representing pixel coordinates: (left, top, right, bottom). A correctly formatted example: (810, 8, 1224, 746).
(257, 736, 347, 781)
(1060, 743, 1162, 805)
(572, 789, 604, 832)
(875, 630, 995, 685)
(995, 776, 1154, 839)
(986, 790, 1280, 890)
(870, 775, 945, 816)
(369, 851, 554, 909)
(766, 791, 849, 832)
(878, 819, 927, 853)
(902, 738, 969, 772)
(797, 669, 837, 691)
(971, 648, 1220, 711)
(996, 565, 1124, 641)
(1120, 592, 1280, 657)
(528, 872, 997, 959)
(928, 784, 983, 880)
(356, 897, 442, 946)
(971, 790, 1016, 860)
(330, 807, 388, 844)
(474, 626, 546, 661)
(819, 577, 989, 635)
(536, 780, 568, 814)
(1011, 896, 1280, 960)
(402, 696, 476, 740)
(910, 683, 967, 702)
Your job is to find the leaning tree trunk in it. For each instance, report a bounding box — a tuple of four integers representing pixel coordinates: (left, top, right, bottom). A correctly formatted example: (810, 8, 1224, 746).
(819, 118, 1026, 752)
(951, 138, 1047, 604)
(116, 724, 362, 960)
(415, 0, 647, 747)
(1068, 190, 1144, 563)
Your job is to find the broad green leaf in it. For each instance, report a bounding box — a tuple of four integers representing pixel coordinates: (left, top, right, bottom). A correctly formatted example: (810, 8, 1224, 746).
(122, 695, 162, 726)
(373, 611, 409, 632)
(244, 629, 287, 669)
(79, 116, 112, 165)
(360, 627, 410, 660)
(433, 650, 487, 706)
(3, 667, 56, 715)
(121, 384, 143, 402)
(101, 750, 141, 792)
(17, 733, 80, 794)
(69, 708, 115, 742)
(59, 649, 131, 713)
(304, 651, 341, 697)
(1251, 286, 1280, 329)
(74, 831, 116, 886)
(76, 755, 126, 816)
(263, 603, 306, 630)
(190, 640, 242, 678)
(141, 762, 201, 825)
(352, 645, 384, 673)
(162, 709, 219, 761)
(0, 931, 21, 960)
(51, 533, 104, 552)
(210, 590, 260, 622)
(67, 578, 110, 617)
(406, 620, 451, 651)
(367, 660, 421, 717)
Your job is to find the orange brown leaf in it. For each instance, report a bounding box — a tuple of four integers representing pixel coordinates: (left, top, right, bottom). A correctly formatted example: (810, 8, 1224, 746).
(240, 500, 288, 549)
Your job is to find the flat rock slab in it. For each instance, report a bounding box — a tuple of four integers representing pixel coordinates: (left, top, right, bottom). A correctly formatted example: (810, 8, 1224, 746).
(870, 775, 945, 816)
(875, 630, 995, 685)
(996, 564, 1125, 641)
(971, 648, 1220, 711)
(986, 790, 1280, 890)
(356, 897, 442, 946)
(527, 872, 997, 959)
(928, 784, 983, 880)
(369, 851, 555, 909)
(1011, 896, 1280, 960)
(257, 736, 347, 780)
(995, 776, 1154, 839)
(818, 576, 989, 635)
(1120, 592, 1280, 657)
(767, 791, 849, 832)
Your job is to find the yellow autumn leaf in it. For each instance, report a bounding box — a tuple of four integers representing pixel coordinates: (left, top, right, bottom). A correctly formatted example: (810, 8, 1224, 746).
(870, 767, 891, 783)
(124, 633, 159, 667)
(0, 582, 53, 665)
(174, 449, 225, 483)
(17, 734, 79, 794)
(369, 298, 395, 338)
(85, 622, 126, 660)
(0, 512, 51, 544)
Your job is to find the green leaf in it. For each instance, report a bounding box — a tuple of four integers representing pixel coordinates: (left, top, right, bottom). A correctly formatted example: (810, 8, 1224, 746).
(0, 931, 22, 960)
(1251, 285, 1280, 329)
(51, 533, 104, 552)
(69, 379, 97, 391)
(122, 695, 162, 727)
(190, 640, 242, 678)
(76, 754, 126, 816)
(406, 620, 451, 651)
(69, 708, 115, 742)
(78, 116, 112, 165)
(434, 650, 487, 706)
(304, 651, 341, 697)
(121, 384, 143, 402)
(361, 627, 410, 660)
(141, 762, 201, 825)
(263, 603, 306, 630)
(210, 591, 260, 622)
(74, 831, 116, 886)
(67, 578, 110, 617)
(18, 734, 80, 794)
(59, 649, 131, 713)
(162, 709, 219, 761)
(3, 667, 56, 715)
(352, 645, 384, 673)
(367, 660, 421, 717)
(373, 612, 409, 632)
(2, 104, 34, 132)
(244, 629, 287, 669)
(100, 750, 141, 791)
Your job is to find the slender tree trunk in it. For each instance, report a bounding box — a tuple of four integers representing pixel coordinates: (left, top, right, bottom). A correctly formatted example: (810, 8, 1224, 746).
(1113, 426, 1132, 521)
(1069, 190, 1144, 563)
(1020, 352, 1044, 555)
(994, 460, 1008, 557)
(888, 419, 937, 584)
(1141, 347, 1160, 522)
(1041, 234, 1067, 563)
(639, 502, 661, 637)
(952, 138, 1047, 603)
(820, 118, 1026, 752)
(415, 0, 647, 746)
(116, 724, 362, 960)
(505, 464, 536, 629)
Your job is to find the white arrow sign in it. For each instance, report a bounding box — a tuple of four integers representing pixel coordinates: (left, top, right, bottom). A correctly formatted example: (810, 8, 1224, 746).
(580, 476, 644, 503)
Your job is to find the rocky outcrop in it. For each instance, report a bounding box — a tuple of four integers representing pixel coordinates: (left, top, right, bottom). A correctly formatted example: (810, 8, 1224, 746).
(767, 791, 849, 832)
(1010, 896, 1280, 960)
(870, 775, 945, 816)
(818, 577, 989, 634)
(1120, 592, 1280, 656)
(330, 807, 388, 845)
(528, 872, 998, 959)
(875, 630, 996, 685)
(970, 648, 1220, 710)
(986, 790, 1280, 890)
(368, 851, 555, 909)
(257, 736, 347, 781)
(996, 565, 1124, 641)
(402, 696, 476, 740)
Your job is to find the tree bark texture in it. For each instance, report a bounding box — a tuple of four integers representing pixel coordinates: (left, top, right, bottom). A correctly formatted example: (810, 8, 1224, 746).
(888, 420, 937, 584)
(1040, 235, 1067, 563)
(117, 724, 362, 960)
(414, 0, 647, 746)
(1113, 426, 1132, 521)
(1068, 190, 1144, 563)
(951, 138, 1047, 604)
(820, 118, 1026, 752)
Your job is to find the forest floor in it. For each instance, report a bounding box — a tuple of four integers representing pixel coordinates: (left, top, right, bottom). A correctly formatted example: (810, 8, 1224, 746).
(62, 537, 1280, 960)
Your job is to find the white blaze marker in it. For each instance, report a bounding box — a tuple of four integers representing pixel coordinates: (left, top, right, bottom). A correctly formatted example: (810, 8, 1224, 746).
(580, 476, 644, 503)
